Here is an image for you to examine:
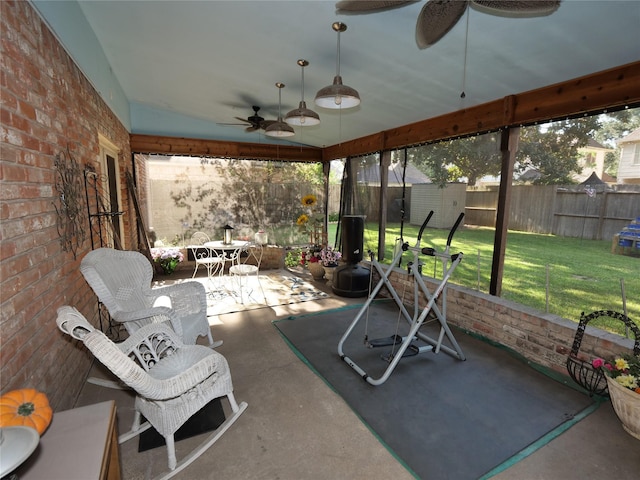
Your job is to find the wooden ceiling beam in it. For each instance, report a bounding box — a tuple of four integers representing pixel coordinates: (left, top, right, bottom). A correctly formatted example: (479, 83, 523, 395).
(129, 135, 323, 162)
(324, 60, 640, 159)
(131, 61, 640, 162)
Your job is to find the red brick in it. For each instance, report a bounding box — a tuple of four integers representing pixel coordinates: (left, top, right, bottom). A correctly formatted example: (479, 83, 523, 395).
(18, 99, 36, 120)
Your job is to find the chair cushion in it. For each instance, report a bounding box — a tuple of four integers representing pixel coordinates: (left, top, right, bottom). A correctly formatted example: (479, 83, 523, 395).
(149, 345, 220, 380)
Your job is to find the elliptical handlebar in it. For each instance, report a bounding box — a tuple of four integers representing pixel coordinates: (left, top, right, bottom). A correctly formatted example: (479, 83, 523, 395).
(446, 212, 465, 247)
(417, 210, 434, 244)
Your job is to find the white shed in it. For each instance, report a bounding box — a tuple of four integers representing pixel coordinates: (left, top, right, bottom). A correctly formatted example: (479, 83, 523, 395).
(410, 183, 467, 229)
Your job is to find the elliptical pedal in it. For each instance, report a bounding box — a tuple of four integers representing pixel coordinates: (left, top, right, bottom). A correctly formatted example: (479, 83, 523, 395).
(381, 344, 420, 362)
(366, 334, 404, 348)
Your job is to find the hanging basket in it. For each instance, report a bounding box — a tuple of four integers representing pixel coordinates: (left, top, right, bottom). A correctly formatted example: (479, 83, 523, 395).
(566, 310, 640, 397)
(605, 375, 640, 440)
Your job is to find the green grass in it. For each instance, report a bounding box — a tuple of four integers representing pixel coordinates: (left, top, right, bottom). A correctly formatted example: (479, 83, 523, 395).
(326, 222, 639, 337)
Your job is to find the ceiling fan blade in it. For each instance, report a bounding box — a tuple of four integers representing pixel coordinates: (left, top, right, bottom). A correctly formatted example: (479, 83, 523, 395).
(336, 1, 418, 14)
(234, 116, 252, 124)
(471, 1, 561, 18)
(245, 125, 259, 132)
(259, 120, 278, 130)
(416, 0, 469, 49)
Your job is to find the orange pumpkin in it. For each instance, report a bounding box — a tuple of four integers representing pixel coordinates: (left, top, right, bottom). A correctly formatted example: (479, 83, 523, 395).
(0, 388, 53, 435)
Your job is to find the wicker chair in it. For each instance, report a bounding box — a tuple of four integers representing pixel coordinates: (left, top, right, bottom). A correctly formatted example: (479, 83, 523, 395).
(81, 248, 220, 347)
(56, 306, 247, 479)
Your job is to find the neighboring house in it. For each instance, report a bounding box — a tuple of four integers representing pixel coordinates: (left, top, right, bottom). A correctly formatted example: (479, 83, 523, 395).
(574, 138, 613, 184)
(616, 127, 640, 184)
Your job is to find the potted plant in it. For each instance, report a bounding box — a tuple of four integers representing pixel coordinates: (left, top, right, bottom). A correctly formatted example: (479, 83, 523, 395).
(593, 353, 640, 440)
(301, 247, 325, 281)
(320, 246, 342, 284)
(150, 247, 184, 275)
(296, 194, 324, 246)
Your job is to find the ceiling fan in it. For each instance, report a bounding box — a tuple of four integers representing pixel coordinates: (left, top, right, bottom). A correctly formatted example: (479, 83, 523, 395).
(218, 105, 277, 132)
(336, 0, 561, 49)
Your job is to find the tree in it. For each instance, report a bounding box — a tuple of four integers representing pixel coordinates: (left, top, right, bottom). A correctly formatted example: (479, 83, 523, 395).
(515, 117, 601, 185)
(401, 111, 640, 186)
(405, 133, 502, 187)
(167, 157, 324, 242)
(595, 109, 640, 147)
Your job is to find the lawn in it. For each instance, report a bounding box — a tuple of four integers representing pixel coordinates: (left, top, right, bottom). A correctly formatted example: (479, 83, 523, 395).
(324, 222, 639, 337)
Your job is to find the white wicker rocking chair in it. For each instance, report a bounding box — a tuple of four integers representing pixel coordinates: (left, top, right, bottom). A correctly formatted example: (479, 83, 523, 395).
(56, 306, 247, 480)
(81, 248, 220, 347)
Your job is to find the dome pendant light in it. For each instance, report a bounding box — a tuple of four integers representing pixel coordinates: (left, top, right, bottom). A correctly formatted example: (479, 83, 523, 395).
(285, 59, 320, 126)
(315, 22, 360, 110)
(265, 82, 295, 138)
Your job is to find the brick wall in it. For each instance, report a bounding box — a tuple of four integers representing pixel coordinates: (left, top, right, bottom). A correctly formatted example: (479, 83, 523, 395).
(372, 264, 635, 379)
(1, 1, 132, 410)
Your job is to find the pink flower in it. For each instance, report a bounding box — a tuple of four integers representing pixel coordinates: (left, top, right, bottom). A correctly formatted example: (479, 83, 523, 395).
(592, 358, 604, 369)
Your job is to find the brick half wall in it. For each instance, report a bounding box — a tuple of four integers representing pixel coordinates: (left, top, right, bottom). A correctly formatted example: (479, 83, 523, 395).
(369, 263, 635, 380)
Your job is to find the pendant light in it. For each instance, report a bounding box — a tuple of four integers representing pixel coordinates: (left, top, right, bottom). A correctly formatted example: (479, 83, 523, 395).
(315, 22, 360, 109)
(285, 59, 320, 126)
(265, 82, 295, 138)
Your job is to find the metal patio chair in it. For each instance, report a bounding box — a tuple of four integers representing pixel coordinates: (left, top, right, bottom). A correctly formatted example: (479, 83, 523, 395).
(228, 243, 266, 304)
(188, 232, 225, 280)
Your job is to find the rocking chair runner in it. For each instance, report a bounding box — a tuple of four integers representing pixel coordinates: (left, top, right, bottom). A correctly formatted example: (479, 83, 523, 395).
(81, 247, 219, 347)
(56, 306, 247, 479)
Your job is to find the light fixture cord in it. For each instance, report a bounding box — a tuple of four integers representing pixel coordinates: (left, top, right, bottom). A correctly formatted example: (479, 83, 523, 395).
(336, 30, 341, 77)
(461, 6, 469, 100)
(301, 66, 305, 101)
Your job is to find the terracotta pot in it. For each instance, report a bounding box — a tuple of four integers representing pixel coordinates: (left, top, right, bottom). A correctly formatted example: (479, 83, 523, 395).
(606, 375, 640, 440)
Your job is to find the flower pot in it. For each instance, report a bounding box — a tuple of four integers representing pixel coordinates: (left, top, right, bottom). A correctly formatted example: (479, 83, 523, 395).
(605, 375, 640, 440)
(323, 265, 338, 285)
(255, 231, 268, 245)
(308, 262, 325, 281)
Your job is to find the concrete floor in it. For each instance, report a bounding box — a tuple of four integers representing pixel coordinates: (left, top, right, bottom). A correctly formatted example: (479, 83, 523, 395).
(75, 269, 640, 480)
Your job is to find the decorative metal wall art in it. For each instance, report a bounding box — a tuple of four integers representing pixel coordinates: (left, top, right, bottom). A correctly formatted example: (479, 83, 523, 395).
(53, 147, 86, 258)
(84, 165, 123, 250)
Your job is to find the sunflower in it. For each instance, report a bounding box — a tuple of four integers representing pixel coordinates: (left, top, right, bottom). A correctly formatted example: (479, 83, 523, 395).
(301, 194, 317, 207)
(296, 214, 309, 226)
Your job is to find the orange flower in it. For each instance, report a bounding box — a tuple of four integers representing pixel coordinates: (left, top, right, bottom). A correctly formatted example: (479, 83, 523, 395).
(301, 194, 317, 207)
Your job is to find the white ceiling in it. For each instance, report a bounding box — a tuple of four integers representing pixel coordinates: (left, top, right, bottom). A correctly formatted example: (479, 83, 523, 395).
(49, 1, 640, 148)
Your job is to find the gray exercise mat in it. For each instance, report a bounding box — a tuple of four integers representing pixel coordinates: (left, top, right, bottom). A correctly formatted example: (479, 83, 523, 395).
(274, 301, 596, 479)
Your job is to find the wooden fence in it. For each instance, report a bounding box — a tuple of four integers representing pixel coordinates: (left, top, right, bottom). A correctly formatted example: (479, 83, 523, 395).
(149, 175, 638, 243)
(331, 183, 638, 240)
(464, 185, 640, 240)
